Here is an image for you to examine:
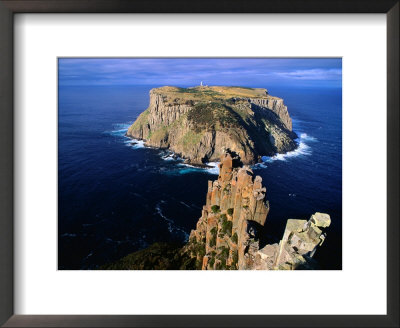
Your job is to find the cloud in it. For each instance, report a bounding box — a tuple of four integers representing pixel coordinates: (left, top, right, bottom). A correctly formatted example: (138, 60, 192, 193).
(274, 68, 342, 80)
(58, 58, 342, 87)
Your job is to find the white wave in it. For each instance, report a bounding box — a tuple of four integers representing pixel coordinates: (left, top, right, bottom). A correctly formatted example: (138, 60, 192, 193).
(299, 132, 317, 142)
(254, 162, 268, 169)
(161, 152, 179, 161)
(106, 123, 132, 137)
(178, 162, 220, 175)
(205, 162, 220, 175)
(260, 128, 316, 163)
(180, 201, 191, 208)
(262, 141, 311, 162)
(155, 202, 189, 240)
(291, 118, 304, 125)
(113, 123, 131, 129)
(106, 122, 149, 149)
(124, 138, 145, 149)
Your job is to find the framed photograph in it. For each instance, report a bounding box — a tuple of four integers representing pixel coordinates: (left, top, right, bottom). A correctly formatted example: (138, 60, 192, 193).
(0, 1, 398, 327)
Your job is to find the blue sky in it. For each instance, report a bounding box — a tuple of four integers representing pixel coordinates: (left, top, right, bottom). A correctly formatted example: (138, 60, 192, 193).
(58, 58, 342, 88)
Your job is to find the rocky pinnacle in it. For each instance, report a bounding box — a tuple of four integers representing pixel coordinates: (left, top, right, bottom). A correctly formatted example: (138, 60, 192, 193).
(183, 150, 331, 270)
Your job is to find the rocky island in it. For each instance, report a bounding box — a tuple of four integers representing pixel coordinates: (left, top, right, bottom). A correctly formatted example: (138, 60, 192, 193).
(103, 150, 330, 270)
(126, 86, 297, 165)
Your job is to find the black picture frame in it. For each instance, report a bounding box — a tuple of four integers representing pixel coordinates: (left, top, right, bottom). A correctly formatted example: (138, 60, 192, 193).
(0, 1, 398, 327)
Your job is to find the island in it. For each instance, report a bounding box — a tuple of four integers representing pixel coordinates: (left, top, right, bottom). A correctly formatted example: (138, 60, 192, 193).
(126, 86, 298, 165)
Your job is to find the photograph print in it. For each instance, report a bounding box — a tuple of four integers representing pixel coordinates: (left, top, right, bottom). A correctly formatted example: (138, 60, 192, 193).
(58, 58, 342, 270)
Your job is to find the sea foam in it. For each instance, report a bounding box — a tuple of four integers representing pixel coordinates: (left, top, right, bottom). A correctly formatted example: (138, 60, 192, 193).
(260, 130, 316, 163)
(124, 138, 145, 149)
(178, 162, 220, 175)
(107, 122, 147, 149)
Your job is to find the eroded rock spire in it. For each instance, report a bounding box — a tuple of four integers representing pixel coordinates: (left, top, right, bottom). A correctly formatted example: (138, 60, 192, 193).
(183, 150, 330, 270)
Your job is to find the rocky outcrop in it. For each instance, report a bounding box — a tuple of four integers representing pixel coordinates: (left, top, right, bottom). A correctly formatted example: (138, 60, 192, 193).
(126, 86, 297, 165)
(249, 97, 292, 131)
(183, 150, 330, 270)
(102, 150, 331, 271)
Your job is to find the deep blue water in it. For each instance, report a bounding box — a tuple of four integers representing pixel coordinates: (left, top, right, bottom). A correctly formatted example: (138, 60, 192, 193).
(58, 85, 342, 270)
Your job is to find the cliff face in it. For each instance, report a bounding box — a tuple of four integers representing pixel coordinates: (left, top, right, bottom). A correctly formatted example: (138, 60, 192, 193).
(183, 150, 331, 270)
(102, 150, 331, 270)
(126, 86, 297, 165)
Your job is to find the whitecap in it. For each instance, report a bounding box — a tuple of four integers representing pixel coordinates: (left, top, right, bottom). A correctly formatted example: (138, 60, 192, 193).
(180, 201, 191, 208)
(299, 132, 317, 142)
(262, 141, 311, 162)
(205, 162, 220, 175)
(259, 127, 316, 163)
(105, 122, 149, 149)
(178, 162, 220, 175)
(291, 118, 305, 125)
(161, 152, 178, 161)
(105, 123, 132, 137)
(124, 138, 145, 149)
(254, 162, 268, 169)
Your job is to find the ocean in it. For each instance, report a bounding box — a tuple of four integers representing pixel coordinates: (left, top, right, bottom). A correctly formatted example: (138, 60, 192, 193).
(58, 84, 342, 270)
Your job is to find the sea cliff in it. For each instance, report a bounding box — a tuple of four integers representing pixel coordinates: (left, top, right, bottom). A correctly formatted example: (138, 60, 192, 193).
(103, 150, 330, 270)
(182, 150, 331, 270)
(126, 86, 297, 165)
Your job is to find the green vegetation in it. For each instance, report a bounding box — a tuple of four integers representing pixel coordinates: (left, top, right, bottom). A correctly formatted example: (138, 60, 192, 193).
(218, 246, 230, 260)
(229, 86, 255, 90)
(181, 130, 202, 151)
(219, 214, 232, 237)
(186, 101, 243, 132)
(187, 237, 206, 259)
(209, 227, 217, 247)
(208, 251, 216, 268)
(232, 250, 238, 266)
(231, 232, 238, 244)
(187, 103, 216, 128)
(193, 242, 206, 258)
(215, 246, 230, 269)
(223, 184, 231, 193)
(99, 242, 196, 270)
(213, 105, 240, 129)
(222, 220, 232, 237)
(176, 87, 220, 97)
(194, 259, 202, 270)
(227, 208, 234, 216)
(211, 205, 220, 214)
(154, 86, 268, 101)
(215, 261, 226, 270)
(149, 125, 169, 141)
(209, 256, 215, 267)
(129, 109, 150, 131)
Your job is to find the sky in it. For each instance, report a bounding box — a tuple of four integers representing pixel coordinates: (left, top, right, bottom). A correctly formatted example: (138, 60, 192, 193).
(58, 58, 342, 88)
